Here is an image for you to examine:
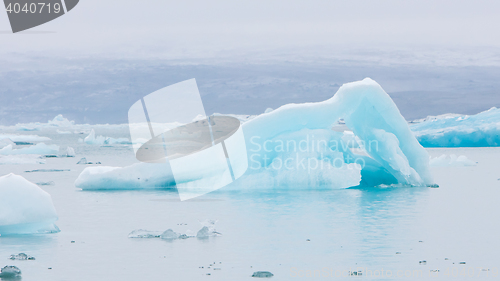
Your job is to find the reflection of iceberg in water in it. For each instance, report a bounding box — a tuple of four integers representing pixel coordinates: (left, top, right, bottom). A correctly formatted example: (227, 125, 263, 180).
(75, 78, 434, 195)
(211, 184, 431, 272)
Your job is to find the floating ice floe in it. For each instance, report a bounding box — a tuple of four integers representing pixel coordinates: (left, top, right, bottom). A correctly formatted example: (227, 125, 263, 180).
(0, 174, 59, 235)
(429, 154, 477, 167)
(83, 129, 130, 145)
(76, 163, 173, 189)
(36, 181, 55, 186)
(16, 126, 40, 131)
(0, 143, 59, 156)
(252, 271, 274, 278)
(10, 253, 35, 260)
(76, 78, 433, 192)
(411, 107, 500, 147)
(25, 169, 70, 173)
(128, 220, 220, 240)
(0, 134, 50, 143)
(0, 266, 21, 278)
(127, 229, 162, 238)
(76, 157, 100, 165)
(0, 155, 46, 165)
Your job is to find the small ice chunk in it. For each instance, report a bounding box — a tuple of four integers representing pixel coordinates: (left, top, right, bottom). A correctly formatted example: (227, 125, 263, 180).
(0, 134, 50, 143)
(160, 229, 179, 240)
(128, 229, 162, 238)
(252, 271, 274, 278)
(196, 220, 220, 238)
(65, 147, 76, 157)
(10, 253, 35, 260)
(36, 181, 55, 186)
(264, 108, 273, 113)
(0, 266, 21, 278)
(196, 226, 211, 238)
(76, 158, 100, 165)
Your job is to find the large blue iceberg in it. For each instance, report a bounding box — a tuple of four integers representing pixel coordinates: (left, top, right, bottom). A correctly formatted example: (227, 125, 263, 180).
(75, 78, 434, 192)
(410, 107, 500, 147)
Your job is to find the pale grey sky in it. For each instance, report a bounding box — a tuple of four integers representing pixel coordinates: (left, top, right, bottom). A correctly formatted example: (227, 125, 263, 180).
(1, 1, 500, 125)
(1, 0, 500, 59)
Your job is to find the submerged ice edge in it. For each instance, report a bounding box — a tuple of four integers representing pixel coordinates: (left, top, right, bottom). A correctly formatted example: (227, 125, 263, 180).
(75, 78, 434, 195)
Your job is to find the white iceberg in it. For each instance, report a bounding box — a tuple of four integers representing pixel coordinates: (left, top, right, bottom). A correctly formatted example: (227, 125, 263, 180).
(65, 147, 76, 157)
(0, 155, 46, 165)
(48, 114, 75, 127)
(411, 107, 500, 147)
(429, 154, 477, 167)
(0, 143, 59, 156)
(84, 129, 130, 145)
(75, 78, 433, 192)
(0, 174, 59, 235)
(0, 134, 50, 143)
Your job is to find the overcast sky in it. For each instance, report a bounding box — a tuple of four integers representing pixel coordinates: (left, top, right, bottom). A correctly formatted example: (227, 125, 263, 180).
(1, 0, 500, 60)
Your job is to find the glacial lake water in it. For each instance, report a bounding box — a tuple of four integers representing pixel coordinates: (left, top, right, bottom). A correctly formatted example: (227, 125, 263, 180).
(0, 128, 499, 280)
